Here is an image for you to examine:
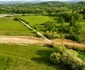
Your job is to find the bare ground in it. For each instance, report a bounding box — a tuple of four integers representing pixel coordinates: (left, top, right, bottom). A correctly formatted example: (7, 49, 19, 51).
(0, 36, 85, 48)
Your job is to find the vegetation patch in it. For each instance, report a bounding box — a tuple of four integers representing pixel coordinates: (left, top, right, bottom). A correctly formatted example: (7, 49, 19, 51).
(50, 45, 85, 70)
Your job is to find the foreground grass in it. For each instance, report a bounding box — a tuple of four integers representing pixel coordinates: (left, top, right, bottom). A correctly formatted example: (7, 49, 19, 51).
(0, 44, 56, 70)
(0, 44, 85, 70)
(0, 17, 35, 36)
(0, 44, 71, 70)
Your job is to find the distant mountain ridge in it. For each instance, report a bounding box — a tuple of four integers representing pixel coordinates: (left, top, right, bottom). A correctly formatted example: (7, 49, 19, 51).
(0, 1, 85, 5)
(0, 1, 29, 4)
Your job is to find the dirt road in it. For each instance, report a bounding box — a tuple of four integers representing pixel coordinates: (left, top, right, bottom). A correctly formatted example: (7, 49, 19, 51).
(0, 36, 85, 47)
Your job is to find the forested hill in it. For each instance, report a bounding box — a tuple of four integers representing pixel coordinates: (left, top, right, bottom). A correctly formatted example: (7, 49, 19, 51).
(0, 1, 28, 4)
(0, 1, 85, 14)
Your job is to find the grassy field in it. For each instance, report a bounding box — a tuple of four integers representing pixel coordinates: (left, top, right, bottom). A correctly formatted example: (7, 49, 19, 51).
(18, 15, 56, 26)
(0, 16, 57, 35)
(0, 17, 35, 36)
(0, 44, 85, 70)
(0, 44, 67, 70)
(17, 15, 57, 32)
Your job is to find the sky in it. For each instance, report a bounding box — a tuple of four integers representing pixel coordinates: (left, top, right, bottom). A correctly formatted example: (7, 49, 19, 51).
(0, 0, 85, 2)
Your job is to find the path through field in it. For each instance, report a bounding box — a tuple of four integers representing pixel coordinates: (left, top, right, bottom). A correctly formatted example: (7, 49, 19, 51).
(0, 36, 85, 47)
(20, 20, 52, 43)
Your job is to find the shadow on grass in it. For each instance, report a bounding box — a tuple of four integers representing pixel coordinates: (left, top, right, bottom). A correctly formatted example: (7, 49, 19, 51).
(31, 49, 70, 70)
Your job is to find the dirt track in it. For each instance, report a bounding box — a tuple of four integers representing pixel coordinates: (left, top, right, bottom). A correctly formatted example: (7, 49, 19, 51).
(0, 36, 85, 47)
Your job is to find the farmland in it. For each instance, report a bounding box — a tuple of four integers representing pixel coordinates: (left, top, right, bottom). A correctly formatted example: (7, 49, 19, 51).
(18, 15, 56, 26)
(0, 17, 35, 36)
(0, 16, 56, 35)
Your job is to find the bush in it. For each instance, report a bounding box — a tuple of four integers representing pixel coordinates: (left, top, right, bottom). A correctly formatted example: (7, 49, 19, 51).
(50, 52, 61, 64)
(50, 45, 85, 70)
(13, 18, 29, 25)
(44, 31, 60, 39)
(67, 35, 82, 42)
(13, 17, 19, 21)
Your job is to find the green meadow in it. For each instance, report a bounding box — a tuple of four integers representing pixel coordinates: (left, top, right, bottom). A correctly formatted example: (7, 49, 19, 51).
(0, 16, 57, 35)
(18, 15, 56, 26)
(0, 17, 35, 36)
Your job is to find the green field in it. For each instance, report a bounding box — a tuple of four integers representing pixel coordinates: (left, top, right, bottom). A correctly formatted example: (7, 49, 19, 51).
(0, 16, 57, 35)
(18, 15, 56, 26)
(0, 44, 64, 70)
(0, 17, 34, 36)
(18, 15, 58, 32)
(0, 44, 84, 70)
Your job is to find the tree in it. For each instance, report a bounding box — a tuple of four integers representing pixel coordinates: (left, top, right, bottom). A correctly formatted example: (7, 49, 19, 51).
(43, 21, 57, 32)
(74, 13, 83, 21)
(69, 26, 74, 35)
(68, 22, 82, 42)
(58, 17, 64, 23)
(69, 16, 76, 26)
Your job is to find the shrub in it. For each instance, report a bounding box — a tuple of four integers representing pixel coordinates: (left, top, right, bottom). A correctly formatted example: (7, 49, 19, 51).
(50, 52, 61, 64)
(54, 45, 66, 53)
(50, 45, 85, 70)
(13, 17, 19, 21)
(67, 35, 82, 42)
(44, 31, 60, 39)
(59, 34, 65, 39)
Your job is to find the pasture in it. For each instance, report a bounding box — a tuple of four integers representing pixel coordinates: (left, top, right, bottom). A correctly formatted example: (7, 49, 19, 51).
(0, 16, 57, 35)
(0, 17, 34, 36)
(18, 15, 56, 26)
(17, 15, 58, 32)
